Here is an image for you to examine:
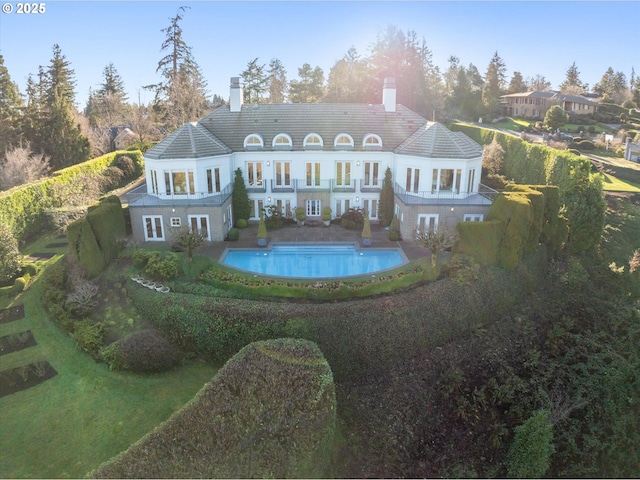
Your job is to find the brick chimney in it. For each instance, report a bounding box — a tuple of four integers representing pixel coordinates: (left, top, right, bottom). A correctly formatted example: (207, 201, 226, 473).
(382, 77, 396, 112)
(230, 77, 243, 112)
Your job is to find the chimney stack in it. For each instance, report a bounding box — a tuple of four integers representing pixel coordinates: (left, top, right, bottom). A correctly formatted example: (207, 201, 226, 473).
(382, 77, 396, 112)
(230, 77, 243, 112)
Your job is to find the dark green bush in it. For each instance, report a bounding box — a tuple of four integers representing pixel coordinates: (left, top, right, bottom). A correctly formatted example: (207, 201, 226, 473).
(454, 220, 502, 266)
(101, 329, 182, 373)
(503, 185, 544, 252)
(227, 228, 240, 241)
(144, 252, 179, 281)
(388, 230, 400, 241)
(487, 193, 533, 269)
(235, 218, 247, 228)
(341, 208, 364, 229)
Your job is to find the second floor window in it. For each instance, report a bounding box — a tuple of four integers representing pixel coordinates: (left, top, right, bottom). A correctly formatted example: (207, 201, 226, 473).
(275, 162, 291, 186)
(335, 162, 351, 186)
(247, 162, 262, 187)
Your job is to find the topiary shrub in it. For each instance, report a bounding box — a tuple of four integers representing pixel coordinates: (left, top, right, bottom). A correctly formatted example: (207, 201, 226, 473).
(236, 218, 247, 229)
(101, 329, 183, 373)
(487, 193, 533, 269)
(12, 275, 29, 293)
(454, 220, 502, 266)
(227, 228, 240, 241)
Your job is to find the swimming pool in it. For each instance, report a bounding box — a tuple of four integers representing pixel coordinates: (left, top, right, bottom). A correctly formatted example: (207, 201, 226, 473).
(220, 244, 408, 278)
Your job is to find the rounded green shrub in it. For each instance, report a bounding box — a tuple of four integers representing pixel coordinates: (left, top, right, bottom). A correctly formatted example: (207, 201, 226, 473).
(236, 218, 247, 229)
(12, 275, 29, 293)
(102, 329, 182, 373)
(22, 262, 38, 276)
(227, 228, 240, 241)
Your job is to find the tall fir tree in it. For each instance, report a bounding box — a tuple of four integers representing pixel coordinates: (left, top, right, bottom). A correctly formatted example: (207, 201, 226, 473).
(559, 62, 584, 93)
(288, 63, 325, 103)
(267, 58, 288, 104)
(85, 63, 129, 127)
(241, 58, 268, 104)
(150, 6, 208, 130)
(0, 55, 25, 156)
(482, 51, 506, 114)
(507, 71, 527, 94)
(324, 47, 370, 103)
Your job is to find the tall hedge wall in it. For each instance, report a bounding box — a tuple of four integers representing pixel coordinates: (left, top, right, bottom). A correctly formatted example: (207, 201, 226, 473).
(487, 193, 534, 269)
(0, 150, 143, 243)
(504, 185, 545, 252)
(449, 123, 604, 253)
(67, 196, 126, 278)
(92, 339, 336, 478)
(454, 220, 503, 266)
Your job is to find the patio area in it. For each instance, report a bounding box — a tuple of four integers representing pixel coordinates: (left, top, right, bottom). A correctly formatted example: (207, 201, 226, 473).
(199, 221, 427, 262)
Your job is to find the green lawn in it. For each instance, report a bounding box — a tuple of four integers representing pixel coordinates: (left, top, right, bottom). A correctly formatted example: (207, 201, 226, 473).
(0, 238, 217, 479)
(595, 172, 640, 193)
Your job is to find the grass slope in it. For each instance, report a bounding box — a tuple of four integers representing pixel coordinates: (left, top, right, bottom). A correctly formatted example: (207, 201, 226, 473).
(0, 237, 216, 479)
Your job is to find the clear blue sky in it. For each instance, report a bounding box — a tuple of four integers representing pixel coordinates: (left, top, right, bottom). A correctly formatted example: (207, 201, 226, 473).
(1, 1, 637, 108)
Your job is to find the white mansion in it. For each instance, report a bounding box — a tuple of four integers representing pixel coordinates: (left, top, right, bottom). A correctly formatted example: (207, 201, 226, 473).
(128, 77, 495, 243)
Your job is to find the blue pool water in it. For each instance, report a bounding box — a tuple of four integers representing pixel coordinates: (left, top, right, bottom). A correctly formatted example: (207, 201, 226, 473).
(221, 244, 407, 278)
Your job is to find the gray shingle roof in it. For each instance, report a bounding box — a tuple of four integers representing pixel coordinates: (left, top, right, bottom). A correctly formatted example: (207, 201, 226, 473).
(145, 122, 231, 159)
(146, 103, 482, 160)
(396, 122, 483, 158)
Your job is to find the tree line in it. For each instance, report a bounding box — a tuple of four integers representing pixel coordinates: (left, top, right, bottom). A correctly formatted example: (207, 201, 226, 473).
(2, 7, 640, 190)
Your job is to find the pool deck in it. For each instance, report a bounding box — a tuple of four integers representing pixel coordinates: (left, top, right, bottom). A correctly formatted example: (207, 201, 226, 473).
(199, 222, 427, 262)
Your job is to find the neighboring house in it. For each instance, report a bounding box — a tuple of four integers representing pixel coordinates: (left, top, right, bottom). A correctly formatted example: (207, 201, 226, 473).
(625, 138, 640, 162)
(109, 126, 137, 151)
(128, 77, 495, 244)
(500, 91, 598, 119)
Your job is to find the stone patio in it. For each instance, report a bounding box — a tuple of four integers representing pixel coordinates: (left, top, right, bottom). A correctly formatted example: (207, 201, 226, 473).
(199, 221, 427, 262)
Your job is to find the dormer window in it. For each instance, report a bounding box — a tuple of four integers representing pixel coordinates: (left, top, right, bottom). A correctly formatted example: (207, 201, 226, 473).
(334, 134, 354, 148)
(363, 134, 382, 148)
(303, 133, 323, 148)
(244, 134, 264, 148)
(272, 133, 293, 148)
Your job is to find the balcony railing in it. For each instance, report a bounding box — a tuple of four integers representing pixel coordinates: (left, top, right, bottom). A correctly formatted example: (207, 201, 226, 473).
(331, 179, 356, 192)
(270, 179, 295, 193)
(394, 182, 498, 206)
(126, 183, 233, 207)
(295, 179, 331, 192)
(245, 182, 267, 193)
(360, 178, 383, 192)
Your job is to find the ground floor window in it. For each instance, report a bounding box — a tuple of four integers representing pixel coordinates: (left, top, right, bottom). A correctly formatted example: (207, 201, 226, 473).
(463, 214, 484, 222)
(170, 217, 181, 227)
(417, 214, 438, 235)
(363, 199, 378, 219)
(306, 199, 321, 217)
(143, 215, 164, 241)
(188, 215, 210, 241)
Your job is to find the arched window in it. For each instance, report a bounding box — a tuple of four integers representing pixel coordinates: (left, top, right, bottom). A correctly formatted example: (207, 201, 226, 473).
(303, 133, 323, 148)
(334, 133, 354, 148)
(363, 134, 382, 148)
(244, 134, 264, 148)
(272, 133, 293, 148)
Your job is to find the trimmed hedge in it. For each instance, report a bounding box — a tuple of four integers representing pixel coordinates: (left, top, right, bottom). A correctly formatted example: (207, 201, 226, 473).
(504, 185, 545, 252)
(0, 150, 143, 243)
(487, 193, 533, 269)
(449, 123, 603, 253)
(67, 196, 126, 278)
(128, 250, 547, 380)
(92, 338, 336, 478)
(454, 220, 502, 266)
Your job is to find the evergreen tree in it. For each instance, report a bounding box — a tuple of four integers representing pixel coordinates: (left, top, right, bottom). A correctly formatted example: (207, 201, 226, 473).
(44, 91, 90, 170)
(325, 47, 370, 103)
(149, 6, 209, 130)
(379, 167, 394, 227)
(527, 74, 552, 92)
(0, 55, 25, 156)
(86, 63, 129, 127)
(482, 51, 506, 114)
(594, 67, 627, 104)
(45, 44, 76, 106)
(559, 62, 584, 94)
(21, 71, 47, 155)
(241, 58, 268, 104)
(267, 58, 287, 104)
(288, 63, 325, 103)
(543, 105, 569, 131)
(232, 168, 251, 223)
(630, 67, 640, 106)
(507, 71, 527, 94)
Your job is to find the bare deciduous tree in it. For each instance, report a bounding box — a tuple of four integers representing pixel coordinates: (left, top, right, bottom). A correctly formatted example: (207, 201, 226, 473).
(0, 145, 50, 190)
(416, 226, 459, 277)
